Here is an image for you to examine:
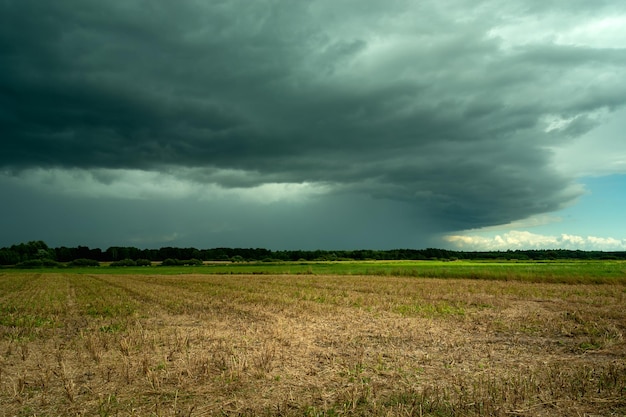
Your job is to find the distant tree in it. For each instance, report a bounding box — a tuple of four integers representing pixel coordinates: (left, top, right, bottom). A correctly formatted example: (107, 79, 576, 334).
(106, 246, 120, 261)
(35, 248, 55, 260)
(55, 246, 75, 262)
(0, 248, 20, 265)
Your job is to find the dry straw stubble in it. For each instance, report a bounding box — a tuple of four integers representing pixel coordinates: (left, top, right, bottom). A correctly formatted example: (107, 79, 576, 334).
(0, 271, 624, 416)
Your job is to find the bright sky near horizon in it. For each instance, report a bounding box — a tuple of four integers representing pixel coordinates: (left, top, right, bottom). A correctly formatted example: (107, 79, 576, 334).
(1, 1, 625, 251)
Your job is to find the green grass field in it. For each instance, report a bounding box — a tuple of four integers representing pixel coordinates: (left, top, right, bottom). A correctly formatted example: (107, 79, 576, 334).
(37, 259, 626, 284)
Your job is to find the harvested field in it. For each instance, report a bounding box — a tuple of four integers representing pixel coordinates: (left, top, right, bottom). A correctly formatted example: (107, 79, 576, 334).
(0, 272, 625, 416)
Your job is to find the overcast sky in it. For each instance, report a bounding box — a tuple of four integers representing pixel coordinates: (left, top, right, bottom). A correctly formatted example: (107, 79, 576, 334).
(1, 0, 625, 250)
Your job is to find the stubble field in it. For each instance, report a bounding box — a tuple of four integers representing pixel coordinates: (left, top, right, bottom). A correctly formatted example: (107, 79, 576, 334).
(1, 266, 625, 416)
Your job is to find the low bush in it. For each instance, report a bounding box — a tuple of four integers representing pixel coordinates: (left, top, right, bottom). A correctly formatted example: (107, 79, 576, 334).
(15, 259, 44, 268)
(15, 259, 63, 268)
(160, 258, 203, 266)
(68, 258, 100, 267)
(110, 259, 137, 267)
(161, 258, 179, 266)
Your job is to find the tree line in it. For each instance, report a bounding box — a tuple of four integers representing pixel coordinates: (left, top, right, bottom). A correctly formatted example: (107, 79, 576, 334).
(1, 240, 625, 267)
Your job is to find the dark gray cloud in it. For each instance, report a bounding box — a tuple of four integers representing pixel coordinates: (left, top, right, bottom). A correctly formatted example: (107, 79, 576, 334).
(1, 0, 625, 247)
(0, 174, 435, 250)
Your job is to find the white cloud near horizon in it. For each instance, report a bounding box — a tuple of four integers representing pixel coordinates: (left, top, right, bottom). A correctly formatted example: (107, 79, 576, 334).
(444, 230, 626, 251)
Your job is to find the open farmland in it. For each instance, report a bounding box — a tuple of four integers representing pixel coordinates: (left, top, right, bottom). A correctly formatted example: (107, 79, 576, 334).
(0, 266, 625, 416)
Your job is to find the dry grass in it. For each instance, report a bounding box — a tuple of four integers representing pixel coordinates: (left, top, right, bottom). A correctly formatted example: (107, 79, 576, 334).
(0, 272, 624, 416)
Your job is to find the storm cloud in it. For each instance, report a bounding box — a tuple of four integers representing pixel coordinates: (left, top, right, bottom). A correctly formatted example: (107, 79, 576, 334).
(1, 0, 625, 247)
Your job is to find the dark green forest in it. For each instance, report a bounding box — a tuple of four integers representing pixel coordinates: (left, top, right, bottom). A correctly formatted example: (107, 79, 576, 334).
(1, 240, 625, 268)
